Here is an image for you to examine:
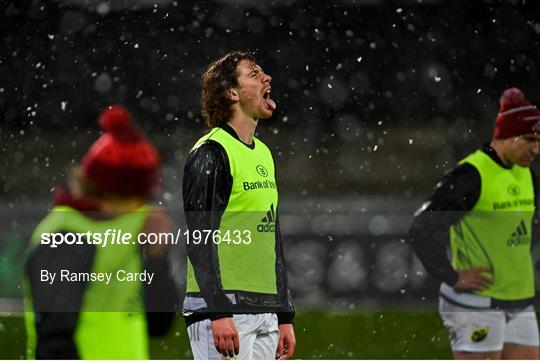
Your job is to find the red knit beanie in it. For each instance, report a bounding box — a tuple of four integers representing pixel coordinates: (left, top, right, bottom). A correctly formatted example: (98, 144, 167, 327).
(82, 105, 161, 197)
(493, 87, 540, 139)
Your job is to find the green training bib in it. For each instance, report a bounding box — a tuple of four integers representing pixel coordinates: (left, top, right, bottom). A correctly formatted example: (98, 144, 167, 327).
(450, 150, 535, 300)
(24, 205, 150, 359)
(186, 127, 279, 295)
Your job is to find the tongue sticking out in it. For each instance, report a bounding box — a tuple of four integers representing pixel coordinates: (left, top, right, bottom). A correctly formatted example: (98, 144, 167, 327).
(264, 97, 276, 110)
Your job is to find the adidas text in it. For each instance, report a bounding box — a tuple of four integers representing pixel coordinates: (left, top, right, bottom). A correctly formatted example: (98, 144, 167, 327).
(257, 224, 275, 232)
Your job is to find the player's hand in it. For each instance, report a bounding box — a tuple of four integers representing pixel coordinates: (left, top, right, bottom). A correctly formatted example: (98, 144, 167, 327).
(143, 207, 173, 258)
(276, 323, 296, 360)
(453, 267, 492, 291)
(211, 317, 239, 358)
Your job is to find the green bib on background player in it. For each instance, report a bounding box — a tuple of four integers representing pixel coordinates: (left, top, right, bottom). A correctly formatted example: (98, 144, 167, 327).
(24, 205, 150, 360)
(450, 150, 535, 301)
(186, 127, 279, 295)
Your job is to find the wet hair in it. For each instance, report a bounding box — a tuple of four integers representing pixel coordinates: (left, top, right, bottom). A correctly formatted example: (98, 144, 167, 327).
(201, 51, 256, 128)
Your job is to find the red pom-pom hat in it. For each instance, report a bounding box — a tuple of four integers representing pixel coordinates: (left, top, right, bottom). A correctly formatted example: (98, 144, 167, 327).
(82, 105, 161, 197)
(493, 87, 540, 139)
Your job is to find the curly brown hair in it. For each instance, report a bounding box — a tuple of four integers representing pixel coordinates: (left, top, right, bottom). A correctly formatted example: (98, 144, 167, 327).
(201, 51, 256, 128)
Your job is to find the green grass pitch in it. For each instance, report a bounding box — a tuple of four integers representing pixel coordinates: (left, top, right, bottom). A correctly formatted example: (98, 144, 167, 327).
(1, 311, 452, 359)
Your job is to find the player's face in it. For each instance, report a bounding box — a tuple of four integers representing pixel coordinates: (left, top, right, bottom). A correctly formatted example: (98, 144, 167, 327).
(505, 134, 540, 167)
(234, 59, 275, 119)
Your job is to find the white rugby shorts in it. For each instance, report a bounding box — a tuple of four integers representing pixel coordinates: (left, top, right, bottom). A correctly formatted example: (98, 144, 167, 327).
(187, 313, 279, 360)
(439, 297, 539, 352)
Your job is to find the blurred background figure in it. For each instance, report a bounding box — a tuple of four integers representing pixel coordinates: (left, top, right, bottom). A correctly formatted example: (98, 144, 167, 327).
(24, 105, 177, 359)
(409, 88, 540, 359)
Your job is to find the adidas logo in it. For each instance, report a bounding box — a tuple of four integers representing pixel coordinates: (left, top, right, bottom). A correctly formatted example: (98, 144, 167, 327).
(507, 220, 529, 247)
(257, 204, 276, 233)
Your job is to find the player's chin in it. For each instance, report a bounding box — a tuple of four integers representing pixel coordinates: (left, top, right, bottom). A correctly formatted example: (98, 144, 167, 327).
(517, 158, 533, 167)
(258, 108, 275, 119)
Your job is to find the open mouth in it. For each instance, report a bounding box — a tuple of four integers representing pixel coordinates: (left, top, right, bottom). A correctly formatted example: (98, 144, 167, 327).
(263, 88, 276, 110)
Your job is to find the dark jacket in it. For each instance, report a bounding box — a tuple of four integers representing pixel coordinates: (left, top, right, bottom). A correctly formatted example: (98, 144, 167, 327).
(409, 144, 538, 287)
(182, 123, 295, 326)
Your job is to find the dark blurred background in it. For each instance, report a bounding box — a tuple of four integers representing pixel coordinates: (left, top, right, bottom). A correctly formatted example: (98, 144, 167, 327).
(2, 1, 540, 355)
(3, 0, 540, 198)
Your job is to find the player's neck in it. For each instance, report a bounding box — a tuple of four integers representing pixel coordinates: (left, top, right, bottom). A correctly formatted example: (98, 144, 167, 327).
(227, 114, 258, 145)
(96, 196, 145, 213)
(490, 140, 512, 167)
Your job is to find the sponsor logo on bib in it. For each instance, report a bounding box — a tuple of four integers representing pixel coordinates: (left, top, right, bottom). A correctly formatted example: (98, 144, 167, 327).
(507, 184, 521, 197)
(257, 204, 276, 233)
(256, 165, 268, 177)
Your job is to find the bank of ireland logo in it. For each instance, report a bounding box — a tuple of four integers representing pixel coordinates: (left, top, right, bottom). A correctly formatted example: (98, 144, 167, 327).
(470, 327, 489, 342)
(256, 165, 268, 177)
(257, 203, 276, 233)
(507, 184, 521, 197)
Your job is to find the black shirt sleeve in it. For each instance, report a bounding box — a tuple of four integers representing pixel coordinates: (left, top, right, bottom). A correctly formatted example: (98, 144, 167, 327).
(26, 240, 95, 359)
(408, 163, 481, 286)
(274, 213, 295, 324)
(143, 252, 177, 336)
(182, 140, 234, 317)
(271, 147, 295, 324)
